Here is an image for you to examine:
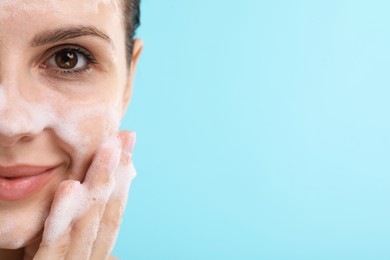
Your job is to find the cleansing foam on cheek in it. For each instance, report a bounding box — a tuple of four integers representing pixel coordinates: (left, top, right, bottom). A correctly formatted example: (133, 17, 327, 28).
(0, 82, 122, 164)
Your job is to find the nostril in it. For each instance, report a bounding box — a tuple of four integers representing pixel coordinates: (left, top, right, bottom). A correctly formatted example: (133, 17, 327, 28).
(20, 136, 33, 142)
(0, 133, 36, 147)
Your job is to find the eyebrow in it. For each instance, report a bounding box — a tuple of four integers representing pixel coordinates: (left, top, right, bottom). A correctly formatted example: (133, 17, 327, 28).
(31, 26, 112, 47)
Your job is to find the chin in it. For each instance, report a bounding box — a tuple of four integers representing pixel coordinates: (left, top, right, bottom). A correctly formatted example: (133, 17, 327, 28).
(0, 227, 40, 250)
(0, 217, 46, 250)
(0, 200, 51, 250)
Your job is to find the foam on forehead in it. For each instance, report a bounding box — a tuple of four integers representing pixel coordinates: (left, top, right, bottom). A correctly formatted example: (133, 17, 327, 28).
(83, 0, 122, 14)
(0, 0, 122, 18)
(0, 0, 57, 17)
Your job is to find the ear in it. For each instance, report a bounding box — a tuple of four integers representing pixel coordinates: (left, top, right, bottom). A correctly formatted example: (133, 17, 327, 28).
(122, 38, 143, 117)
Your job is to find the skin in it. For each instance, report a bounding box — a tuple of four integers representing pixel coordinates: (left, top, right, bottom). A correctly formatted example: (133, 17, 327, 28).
(0, 0, 142, 259)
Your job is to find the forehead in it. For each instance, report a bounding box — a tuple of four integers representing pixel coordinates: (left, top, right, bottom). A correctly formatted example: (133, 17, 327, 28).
(0, 0, 125, 47)
(0, 0, 122, 20)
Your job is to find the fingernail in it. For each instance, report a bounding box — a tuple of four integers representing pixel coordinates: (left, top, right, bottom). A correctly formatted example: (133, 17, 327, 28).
(124, 131, 136, 154)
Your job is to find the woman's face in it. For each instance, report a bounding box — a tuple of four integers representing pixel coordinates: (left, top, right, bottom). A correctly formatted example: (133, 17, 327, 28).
(0, 0, 140, 248)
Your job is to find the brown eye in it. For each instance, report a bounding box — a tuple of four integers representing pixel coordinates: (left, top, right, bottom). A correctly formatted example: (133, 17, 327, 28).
(44, 47, 90, 72)
(55, 49, 78, 69)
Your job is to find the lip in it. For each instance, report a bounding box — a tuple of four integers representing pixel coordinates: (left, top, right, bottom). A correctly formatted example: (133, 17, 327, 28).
(0, 165, 58, 201)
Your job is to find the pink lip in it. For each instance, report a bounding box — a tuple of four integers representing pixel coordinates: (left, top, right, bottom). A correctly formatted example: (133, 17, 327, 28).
(0, 165, 58, 201)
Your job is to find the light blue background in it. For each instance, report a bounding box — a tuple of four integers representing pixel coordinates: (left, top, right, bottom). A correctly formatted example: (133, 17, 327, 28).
(115, 1, 390, 259)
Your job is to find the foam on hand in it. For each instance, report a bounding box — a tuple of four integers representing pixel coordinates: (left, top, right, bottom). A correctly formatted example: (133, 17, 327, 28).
(42, 136, 125, 248)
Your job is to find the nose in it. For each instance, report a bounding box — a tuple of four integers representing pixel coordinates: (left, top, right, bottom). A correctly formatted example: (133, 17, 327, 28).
(0, 85, 42, 147)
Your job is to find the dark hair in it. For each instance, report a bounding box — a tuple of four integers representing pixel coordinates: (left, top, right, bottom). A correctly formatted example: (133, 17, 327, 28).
(123, 0, 141, 65)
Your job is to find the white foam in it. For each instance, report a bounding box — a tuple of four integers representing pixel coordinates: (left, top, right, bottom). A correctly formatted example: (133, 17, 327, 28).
(82, 0, 121, 14)
(43, 181, 81, 245)
(0, 0, 122, 19)
(41, 134, 127, 247)
(0, 85, 52, 138)
(0, 1, 60, 18)
(0, 83, 122, 160)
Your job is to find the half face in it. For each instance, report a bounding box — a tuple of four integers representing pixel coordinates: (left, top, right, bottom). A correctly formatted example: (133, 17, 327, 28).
(0, 0, 136, 249)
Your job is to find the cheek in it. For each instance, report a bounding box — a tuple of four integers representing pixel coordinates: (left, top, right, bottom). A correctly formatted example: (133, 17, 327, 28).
(71, 106, 122, 152)
(54, 103, 121, 146)
(49, 101, 123, 170)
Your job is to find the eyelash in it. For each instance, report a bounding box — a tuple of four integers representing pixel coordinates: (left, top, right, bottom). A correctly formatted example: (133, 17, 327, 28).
(41, 45, 98, 78)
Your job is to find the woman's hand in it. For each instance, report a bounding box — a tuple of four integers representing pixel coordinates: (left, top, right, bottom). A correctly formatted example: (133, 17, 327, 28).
(26, 131, 136, 260)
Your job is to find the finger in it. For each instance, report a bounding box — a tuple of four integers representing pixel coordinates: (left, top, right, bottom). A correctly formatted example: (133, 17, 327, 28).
(34, 180, 81, 260)
(64, 199, 104, 259)
(84, 136, 121, 192)
(90, 162, 136, 260)
(66, 136, 122, 259)
(89, 131, 136, 259)
(118, 130, 136, 166)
